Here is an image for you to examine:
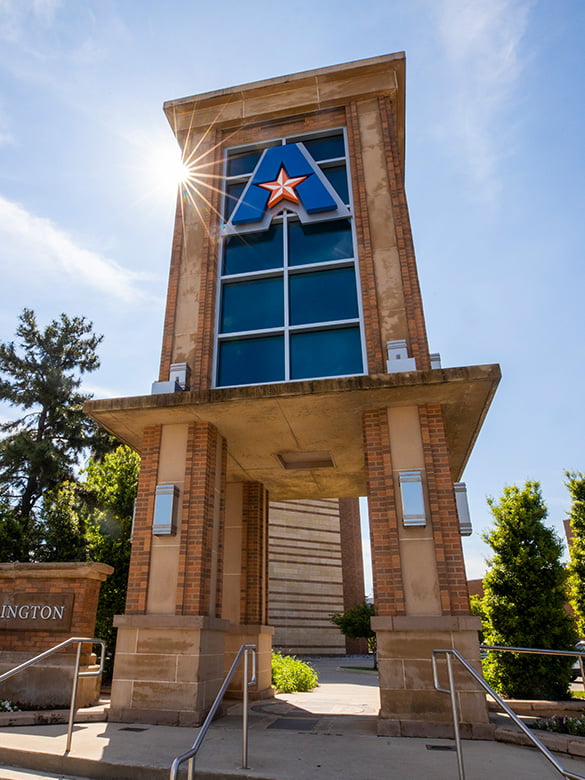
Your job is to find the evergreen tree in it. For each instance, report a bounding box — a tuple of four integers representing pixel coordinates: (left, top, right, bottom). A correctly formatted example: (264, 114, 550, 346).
(481, 481, 577, 700)
(567, 472, 585, 637)
(0, 308, 102, 560)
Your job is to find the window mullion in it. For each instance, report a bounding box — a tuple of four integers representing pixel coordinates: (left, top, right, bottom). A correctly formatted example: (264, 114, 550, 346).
(283, 212, 290, 381)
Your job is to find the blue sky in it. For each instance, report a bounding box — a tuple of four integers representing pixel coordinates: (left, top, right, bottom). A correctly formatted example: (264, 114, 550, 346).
(0, 0, 583, 585)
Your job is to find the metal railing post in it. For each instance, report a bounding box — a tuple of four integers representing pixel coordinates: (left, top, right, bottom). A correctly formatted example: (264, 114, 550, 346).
(65, 640, 83, 753)
(169, 643, 257, 779)
(242, 647, 250, 769)
(433, 647, 585, 780)
(445, 651, 465, 780)
(0, 637, 105, 756)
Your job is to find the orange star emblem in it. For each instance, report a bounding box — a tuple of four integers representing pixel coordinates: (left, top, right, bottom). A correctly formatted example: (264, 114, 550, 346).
(257, 166, 308, 208)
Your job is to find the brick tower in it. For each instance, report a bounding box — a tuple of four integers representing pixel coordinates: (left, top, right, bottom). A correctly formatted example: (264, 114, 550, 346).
(86, 52, 500, 735)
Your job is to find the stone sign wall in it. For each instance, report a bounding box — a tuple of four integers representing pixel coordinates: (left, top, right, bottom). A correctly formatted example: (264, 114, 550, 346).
(0, 562, 113, 707)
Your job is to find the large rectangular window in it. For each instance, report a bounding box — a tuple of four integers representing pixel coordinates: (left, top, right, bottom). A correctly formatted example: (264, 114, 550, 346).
(215, 129, 365, 387)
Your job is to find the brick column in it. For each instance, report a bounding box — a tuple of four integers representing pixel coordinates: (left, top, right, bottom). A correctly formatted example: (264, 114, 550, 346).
(125, 425, 161, 614)
(419, 404, 471, 615)
(339, 497, 368, 654)
(362, 408, 405, 616)
(226, 481, 273, 700)
(363, 406, 489, 738)
(111, 421, 230, 726)
(176, 421, 226, 617)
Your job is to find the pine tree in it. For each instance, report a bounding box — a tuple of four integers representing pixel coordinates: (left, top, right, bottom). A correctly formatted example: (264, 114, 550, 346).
(481, 481, 576, 699)
(0, 308, 102, 560)
(567, 472, 585, 638)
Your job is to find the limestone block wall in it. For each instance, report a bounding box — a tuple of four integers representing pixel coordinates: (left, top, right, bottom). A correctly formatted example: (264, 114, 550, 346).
(268, 498, 364, 655)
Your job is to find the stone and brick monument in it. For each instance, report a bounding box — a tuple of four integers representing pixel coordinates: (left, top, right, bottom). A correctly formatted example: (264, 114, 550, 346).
(86, 53, 500, 735)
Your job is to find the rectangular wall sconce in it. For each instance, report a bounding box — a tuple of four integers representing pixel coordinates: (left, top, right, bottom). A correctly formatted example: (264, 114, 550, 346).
(153, 484, 179, 535)
(399, 470, 427, 527)
(454, 482, 473, 536)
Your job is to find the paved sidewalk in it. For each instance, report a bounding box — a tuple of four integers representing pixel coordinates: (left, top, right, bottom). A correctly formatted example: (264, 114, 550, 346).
(0, 656, 584, 780)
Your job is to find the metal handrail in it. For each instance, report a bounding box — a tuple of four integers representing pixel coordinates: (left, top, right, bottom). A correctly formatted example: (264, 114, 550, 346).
(0, 636, 106, 753)
(170, 643, 256, 780)
(432, 647, 585, 780)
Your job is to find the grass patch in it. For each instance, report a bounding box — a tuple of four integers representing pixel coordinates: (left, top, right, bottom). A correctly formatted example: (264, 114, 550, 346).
(339, 665, 377, 671)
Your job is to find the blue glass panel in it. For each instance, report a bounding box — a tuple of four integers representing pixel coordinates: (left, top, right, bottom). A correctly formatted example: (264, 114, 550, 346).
(223, 224, 283, 275)
(227, 150, 262, 177)
(220, 277, 283, 333)
(299, 134, 345, 161)
(288, 219, 353, 266)
(289, 267, 358, 325)
(290, 327, 363, 379)
(224, 182, 246, 219)
(218, 336, 284, 386)
(323, 165, 349, 203)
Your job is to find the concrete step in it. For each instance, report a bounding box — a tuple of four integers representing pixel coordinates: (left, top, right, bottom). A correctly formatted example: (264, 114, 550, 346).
(0, 768, 90, 780)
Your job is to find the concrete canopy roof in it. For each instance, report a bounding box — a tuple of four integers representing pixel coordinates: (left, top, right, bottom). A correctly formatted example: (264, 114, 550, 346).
(84, 365, 500, 501)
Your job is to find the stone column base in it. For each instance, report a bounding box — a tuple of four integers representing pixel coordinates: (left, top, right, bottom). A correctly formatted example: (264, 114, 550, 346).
(109, 614, 229, 726)
(372, 615, 493, 739)
(224, 624, 274, 700)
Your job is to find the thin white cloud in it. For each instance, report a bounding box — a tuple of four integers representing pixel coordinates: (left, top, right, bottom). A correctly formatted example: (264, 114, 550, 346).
(433, 0, 533, 199)
(0, 0, 62, 40)
(0, 194, 158, 305)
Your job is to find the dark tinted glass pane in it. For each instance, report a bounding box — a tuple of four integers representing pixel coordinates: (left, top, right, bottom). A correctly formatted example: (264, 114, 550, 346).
(227, 150, 262, 177)
(288, 219, 353, 266)
(290, 327, 363, 379)
(289, 267, 358, 325)
(220, 277, 283, 333)
(299, 134, 345, 161)
(323, 165, 349, 203)
(224, 182, 246, 219)
(223, 224, 283, 275)
(218, 336, 284, 386)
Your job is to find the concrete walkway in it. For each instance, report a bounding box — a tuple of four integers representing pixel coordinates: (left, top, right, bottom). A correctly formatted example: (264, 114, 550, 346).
(0, 656, 584, 779)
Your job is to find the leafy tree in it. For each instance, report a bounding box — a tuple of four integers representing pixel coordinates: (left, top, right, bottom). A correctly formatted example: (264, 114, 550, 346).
(36, 481, 88, 562)
(480, 482, 577, 700)
(331, 602, 377, 668)
(84, 445, 139, 674)
(567, 472, 585, 637)
(27, 446, 139, 677)
(0, 308, 102, 560)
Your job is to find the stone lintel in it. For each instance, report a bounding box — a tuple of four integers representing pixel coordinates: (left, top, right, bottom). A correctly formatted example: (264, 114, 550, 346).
(0, 562, 113, 582)
(163, 53, 406, 164)
(225, 623, 275, 636)
(113, 614, 230, 631)
(371, 615, 482, 632)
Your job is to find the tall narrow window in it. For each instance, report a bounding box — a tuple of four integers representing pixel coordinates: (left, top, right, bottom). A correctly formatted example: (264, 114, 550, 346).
(215, 130, 365, 387)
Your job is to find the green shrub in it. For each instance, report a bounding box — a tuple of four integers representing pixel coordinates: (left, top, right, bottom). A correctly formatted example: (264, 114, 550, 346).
(533, 715, 585, 737)
(0, 700, 19, 712)
(271, 652, 318, 693)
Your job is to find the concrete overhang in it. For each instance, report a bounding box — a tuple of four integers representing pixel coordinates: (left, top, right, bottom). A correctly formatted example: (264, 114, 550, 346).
(163, 52, 406, 172)
(85, 364, 500, 501)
